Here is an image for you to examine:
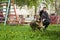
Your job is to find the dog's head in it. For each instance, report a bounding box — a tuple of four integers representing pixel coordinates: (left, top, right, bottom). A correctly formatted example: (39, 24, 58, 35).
(36, 18, 44, 28)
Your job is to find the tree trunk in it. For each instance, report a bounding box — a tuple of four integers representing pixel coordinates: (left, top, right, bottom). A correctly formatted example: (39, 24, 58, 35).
(55, 0, 60, 15)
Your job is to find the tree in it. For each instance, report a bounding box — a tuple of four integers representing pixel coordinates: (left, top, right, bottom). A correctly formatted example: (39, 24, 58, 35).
(46, 0, 60, 15)
(16, 0, 40, 14)
(16, 0, 39, 7)
(55, 0, 60, 15)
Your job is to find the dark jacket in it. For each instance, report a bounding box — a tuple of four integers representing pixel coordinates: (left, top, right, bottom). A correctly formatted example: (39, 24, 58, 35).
(39, 10, 50, 20)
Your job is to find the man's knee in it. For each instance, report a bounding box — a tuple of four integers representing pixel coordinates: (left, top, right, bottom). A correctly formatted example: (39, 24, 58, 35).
(46, 20, 50, 25)
(43, 20, 50, 25)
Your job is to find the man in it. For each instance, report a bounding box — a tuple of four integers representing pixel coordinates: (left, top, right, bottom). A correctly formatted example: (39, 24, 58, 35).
(39, 7, 50, 30)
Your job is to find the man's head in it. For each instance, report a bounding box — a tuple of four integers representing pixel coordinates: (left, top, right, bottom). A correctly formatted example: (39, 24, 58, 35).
(43, 7, 47, 12)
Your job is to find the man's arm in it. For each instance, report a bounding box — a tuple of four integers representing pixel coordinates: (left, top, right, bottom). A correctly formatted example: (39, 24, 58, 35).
(39, 10, 43, 17)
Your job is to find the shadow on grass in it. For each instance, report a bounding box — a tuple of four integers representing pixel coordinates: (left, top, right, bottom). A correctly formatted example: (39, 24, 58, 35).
(40, 30, 60, 40)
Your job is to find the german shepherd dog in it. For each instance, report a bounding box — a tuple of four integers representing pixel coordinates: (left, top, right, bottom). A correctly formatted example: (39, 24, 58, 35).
(30, 15, 44, 31)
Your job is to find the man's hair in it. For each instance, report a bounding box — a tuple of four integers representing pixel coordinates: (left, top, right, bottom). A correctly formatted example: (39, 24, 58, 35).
(43, 7, 46, 9)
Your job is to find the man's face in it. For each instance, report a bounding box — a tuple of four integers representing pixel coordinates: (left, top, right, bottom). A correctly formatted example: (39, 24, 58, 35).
(43, 8, 46, 12)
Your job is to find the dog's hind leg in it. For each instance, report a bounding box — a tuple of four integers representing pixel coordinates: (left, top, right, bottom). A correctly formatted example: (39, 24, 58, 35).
(37, 27, 41, 30)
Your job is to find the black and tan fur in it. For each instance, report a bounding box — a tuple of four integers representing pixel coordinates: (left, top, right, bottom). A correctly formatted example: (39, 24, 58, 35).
(30, 15, 44, 30)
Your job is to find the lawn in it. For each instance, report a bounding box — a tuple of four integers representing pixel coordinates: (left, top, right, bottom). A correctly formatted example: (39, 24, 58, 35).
(0, 24, 60, 40)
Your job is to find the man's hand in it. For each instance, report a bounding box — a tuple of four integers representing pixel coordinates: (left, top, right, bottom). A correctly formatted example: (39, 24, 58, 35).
(43, 19, 45, 21)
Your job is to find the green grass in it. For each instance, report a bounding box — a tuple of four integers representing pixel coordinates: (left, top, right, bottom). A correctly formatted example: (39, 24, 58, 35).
(0, 24, 60, 40)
